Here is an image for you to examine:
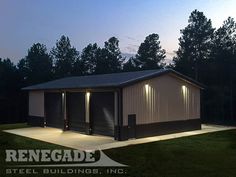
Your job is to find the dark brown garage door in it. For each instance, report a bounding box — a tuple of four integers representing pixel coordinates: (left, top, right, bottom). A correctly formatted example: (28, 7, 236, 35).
(45, 93, 64, 129)
(90, 92, 115, 136)
(67, 92, 86, 132)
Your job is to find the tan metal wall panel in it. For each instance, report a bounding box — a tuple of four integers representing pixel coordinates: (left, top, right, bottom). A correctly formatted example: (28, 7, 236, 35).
(29, 91, 44, 117)
(123, 74, 200, 125)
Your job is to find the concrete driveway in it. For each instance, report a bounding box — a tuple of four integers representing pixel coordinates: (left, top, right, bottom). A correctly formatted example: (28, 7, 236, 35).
(4, 127, 115, 150)
(4, 124, 236, 150)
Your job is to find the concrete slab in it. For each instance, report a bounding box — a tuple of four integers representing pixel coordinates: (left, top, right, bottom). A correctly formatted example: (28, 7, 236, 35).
(4, 124, 236, 150)
(4, 127, 115, 150)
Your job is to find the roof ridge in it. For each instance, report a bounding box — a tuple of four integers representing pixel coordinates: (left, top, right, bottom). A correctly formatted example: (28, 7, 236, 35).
(63, 69, 166, 79)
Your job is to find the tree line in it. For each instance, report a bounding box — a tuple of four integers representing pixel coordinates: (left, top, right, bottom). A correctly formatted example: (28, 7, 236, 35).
(1, 9, 236, 124)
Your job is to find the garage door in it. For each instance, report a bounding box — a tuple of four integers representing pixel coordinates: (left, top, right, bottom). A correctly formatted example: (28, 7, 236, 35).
(45, 93, 64, 129)
(90, 92, 114, 136)
(67, 92, 86, 132)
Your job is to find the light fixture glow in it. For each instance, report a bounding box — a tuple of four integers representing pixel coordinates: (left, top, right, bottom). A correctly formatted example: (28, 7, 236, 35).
(182, 85, 187, 93)
(145, 84, 150, 96)
(85, 92, 90, 123)
(86, 92, 90, 98)
(182, 85, 189, 116)
(182, 85, 188, 103)
(145, 84, 149, 91)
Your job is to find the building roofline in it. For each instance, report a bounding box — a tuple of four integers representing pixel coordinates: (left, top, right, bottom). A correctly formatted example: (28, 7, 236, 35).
(22, 69, 204, 91)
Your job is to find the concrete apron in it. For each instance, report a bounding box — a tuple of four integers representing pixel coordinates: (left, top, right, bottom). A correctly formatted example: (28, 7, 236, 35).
(3, 124, 236, 150)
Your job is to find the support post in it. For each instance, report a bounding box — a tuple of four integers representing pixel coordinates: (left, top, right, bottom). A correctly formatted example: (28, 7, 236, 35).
(85, 91, 91, 134)
(62, 91, 68, 130)
(117, 88, 126, 140)
(114, 91, 119, 140)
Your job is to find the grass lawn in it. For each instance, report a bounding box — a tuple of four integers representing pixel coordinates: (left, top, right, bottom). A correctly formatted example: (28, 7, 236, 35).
(0, 123, 236, 177)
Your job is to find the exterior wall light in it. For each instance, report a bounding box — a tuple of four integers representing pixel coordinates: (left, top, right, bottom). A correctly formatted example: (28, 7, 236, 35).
(182, 85, 187, 100)
(182, 85, 187, 95)
(86, 92, 90, 99)
(182, 85, 189, 116)
(145, 84, 149, 94)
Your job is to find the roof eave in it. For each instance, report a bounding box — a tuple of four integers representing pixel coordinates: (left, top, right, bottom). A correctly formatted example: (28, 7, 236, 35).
(22, 85, 121, 91)
(119, 69, 204, 89)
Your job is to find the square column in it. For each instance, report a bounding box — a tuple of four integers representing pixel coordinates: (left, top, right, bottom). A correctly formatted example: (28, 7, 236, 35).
(85, 91, 91, 134)
(62, 91, 68, 130)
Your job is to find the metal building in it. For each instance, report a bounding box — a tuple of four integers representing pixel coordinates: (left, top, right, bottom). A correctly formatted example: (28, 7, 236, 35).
(23, 69, 202, 140)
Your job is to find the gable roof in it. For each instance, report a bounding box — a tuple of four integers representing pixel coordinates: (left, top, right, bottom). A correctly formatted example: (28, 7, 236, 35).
(22, 69, 203, 91)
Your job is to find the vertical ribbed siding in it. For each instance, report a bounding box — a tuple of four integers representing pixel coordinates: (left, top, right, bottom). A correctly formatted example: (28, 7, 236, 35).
(122, 74, 201, 126)
(29, 91, 44, 117)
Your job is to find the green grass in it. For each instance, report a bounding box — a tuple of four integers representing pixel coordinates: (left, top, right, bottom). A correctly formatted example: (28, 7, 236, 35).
(0, 123, 236, 177)
(106, 130, 236, 177)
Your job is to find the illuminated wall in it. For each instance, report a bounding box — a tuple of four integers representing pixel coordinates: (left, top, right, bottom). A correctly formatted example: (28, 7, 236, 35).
(122, 74, 200, 125)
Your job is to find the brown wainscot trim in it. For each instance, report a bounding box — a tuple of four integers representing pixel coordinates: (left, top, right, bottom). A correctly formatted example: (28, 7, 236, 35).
(119, 118, 201, 141)
(85, 122, 92, 135)
(28, 116, 45, 127)
(115, 125, 129, 141)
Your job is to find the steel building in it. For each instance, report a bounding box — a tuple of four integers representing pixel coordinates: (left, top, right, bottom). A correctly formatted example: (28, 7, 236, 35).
(23, 69, 202, 140)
